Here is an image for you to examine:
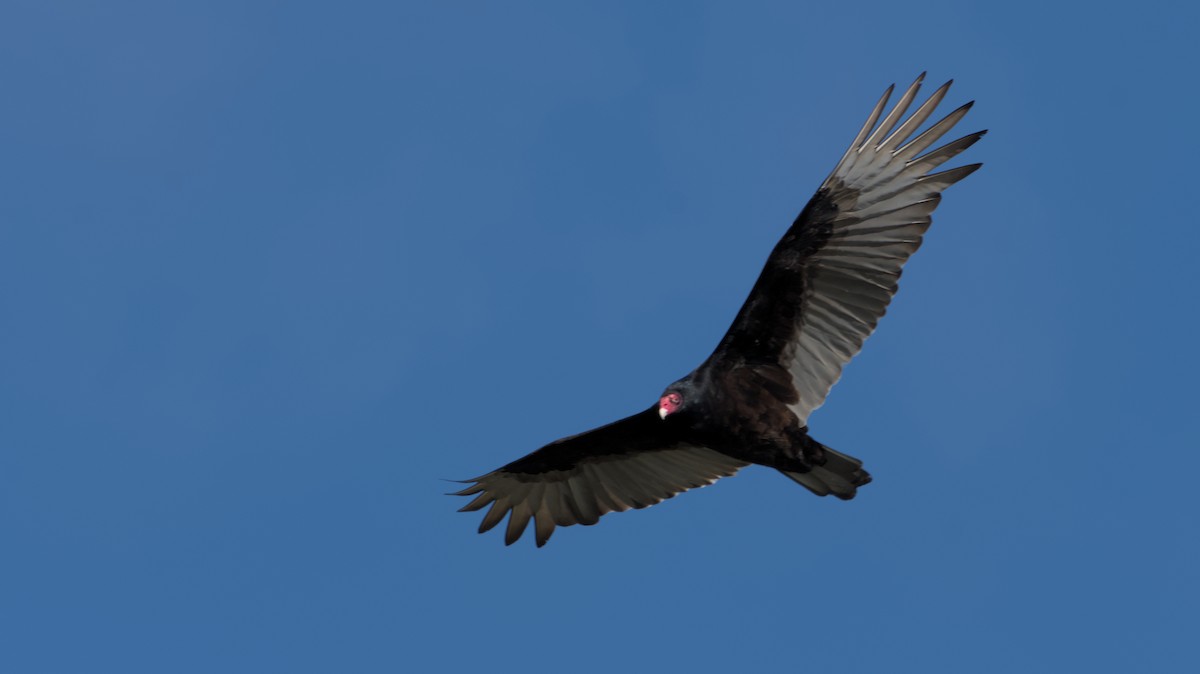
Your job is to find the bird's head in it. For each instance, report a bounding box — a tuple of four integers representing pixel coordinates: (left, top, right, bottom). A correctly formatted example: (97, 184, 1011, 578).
(658, 391, 683, 420)
(658, 378, 699, 421)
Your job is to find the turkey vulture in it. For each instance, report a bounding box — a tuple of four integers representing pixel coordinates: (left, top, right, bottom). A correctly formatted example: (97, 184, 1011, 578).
(454, 74, 984, 546)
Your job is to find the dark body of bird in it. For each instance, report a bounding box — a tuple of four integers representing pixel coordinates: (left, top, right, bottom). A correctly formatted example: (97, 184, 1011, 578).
(454, 74, 985, 546)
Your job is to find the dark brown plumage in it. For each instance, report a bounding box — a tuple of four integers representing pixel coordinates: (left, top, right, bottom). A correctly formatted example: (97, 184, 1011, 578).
(454, 74, 984, 546)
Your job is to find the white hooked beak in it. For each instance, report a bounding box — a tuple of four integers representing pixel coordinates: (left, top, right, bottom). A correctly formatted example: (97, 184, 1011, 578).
(658, 406, 668, 420)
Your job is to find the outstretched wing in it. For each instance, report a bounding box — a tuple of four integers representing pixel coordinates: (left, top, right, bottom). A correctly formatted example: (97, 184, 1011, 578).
(452, 407, 748, 547)
(712, 74, 985, 423)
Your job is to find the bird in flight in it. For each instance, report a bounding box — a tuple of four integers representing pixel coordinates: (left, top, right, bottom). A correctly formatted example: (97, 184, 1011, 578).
(453, 73, 984, 547)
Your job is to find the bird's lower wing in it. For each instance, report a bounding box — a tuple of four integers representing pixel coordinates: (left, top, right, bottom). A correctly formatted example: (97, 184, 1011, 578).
(452, 407, 747, 547)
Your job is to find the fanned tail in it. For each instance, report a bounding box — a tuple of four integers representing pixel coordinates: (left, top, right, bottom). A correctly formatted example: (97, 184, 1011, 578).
(779, 443, 871, 500)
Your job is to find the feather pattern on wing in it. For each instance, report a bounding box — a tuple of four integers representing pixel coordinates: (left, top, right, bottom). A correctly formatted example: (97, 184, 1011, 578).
(451, 407, 748, 546)
(712, 73, 984, 423)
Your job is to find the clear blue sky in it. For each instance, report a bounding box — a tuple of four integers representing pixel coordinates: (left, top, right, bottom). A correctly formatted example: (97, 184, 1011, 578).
(2, 2, 1197, 672)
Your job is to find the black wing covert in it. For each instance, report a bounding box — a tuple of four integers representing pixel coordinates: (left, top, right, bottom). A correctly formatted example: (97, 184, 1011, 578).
(452, 407, 748, 547)
(713, 73, 985, 424)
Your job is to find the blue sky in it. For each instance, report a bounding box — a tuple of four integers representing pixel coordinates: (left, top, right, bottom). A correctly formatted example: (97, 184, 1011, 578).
(3, 2, 1198, 672)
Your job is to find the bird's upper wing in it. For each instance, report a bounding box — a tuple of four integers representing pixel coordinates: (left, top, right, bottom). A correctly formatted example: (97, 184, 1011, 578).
(711, 74, 985, 423)
(452, 407, 747, 547)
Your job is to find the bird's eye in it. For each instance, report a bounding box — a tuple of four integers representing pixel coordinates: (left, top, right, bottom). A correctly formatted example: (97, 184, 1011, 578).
(668, 393, 682, 406)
